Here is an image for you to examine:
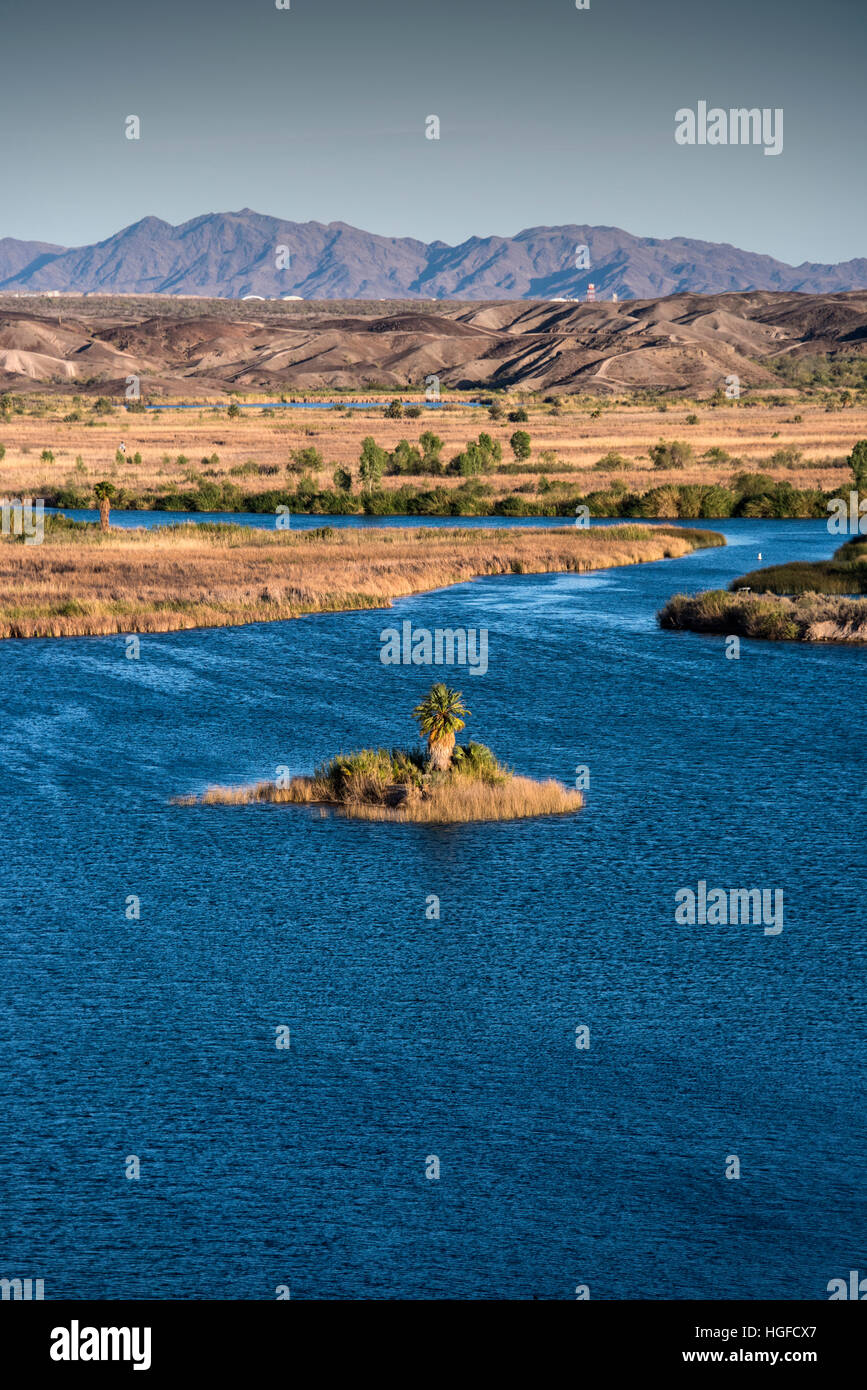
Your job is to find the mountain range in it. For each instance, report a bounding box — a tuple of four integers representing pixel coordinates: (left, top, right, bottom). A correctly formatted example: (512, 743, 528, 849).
(1, 211, 865, 301)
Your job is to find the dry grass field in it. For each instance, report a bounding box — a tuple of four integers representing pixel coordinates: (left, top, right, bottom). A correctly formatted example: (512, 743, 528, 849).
(0, 395, 863, 506)
(0, 518, 722, 638)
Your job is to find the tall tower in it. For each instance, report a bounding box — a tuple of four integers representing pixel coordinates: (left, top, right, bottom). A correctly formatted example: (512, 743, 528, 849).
(586, 282, 596, 302)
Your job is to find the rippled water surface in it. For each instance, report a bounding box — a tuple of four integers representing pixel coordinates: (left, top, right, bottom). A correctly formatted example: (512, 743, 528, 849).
(1, 519, 864, 1299)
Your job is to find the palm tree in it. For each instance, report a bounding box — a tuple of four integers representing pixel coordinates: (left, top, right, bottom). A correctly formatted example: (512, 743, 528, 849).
(412, 683, 469, 772)
(93, 480, 115, 533)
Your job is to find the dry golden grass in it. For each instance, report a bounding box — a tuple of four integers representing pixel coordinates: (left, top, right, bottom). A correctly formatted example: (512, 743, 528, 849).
(341, 774, 584, 822)
(0, 396, 861, 503)
(0, 519, 721, 639)
(172, 781, 313, 807)
(175, 773, 584, 823)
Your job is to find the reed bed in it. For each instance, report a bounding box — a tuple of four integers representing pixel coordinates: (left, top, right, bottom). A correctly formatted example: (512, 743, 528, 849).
(658, 589, 867, 642)
(0, 519, 722, 639)
(339, 775, 584, 823)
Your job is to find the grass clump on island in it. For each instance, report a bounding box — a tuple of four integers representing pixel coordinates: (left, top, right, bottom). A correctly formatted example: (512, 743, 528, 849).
(175, 684, 584, 824)
(0, 511, 723, 639)
(658, 537, 867, 643)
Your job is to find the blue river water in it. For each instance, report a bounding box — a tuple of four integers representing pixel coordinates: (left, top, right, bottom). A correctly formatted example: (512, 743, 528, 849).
(0, 517, 863, 1300)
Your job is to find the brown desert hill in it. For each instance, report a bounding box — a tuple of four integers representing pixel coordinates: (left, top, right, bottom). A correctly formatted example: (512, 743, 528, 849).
(758, 296, 867, 341)
(93, 316, 257, 357)
(365, 312, 484, 337)
(0, 290, 865, 395)
(0, 349, 79, 381)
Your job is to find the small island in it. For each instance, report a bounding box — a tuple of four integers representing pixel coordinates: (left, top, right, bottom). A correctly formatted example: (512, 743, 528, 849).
(658, 535, 867, 643)
(175, 683, 584, 824)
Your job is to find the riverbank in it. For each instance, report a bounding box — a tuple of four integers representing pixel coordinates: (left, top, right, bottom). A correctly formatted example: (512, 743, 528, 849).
(174, 743, 584, 824)
(0, 517, 723, 639)
(39, 475, 854, 522)
(658, 534, 867, 642)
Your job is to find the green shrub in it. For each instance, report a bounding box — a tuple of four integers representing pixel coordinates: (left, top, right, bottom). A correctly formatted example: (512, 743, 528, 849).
(699, 485, 736, 518)
(649, 440, 693, 470)
(637, 485, 680, 517)
(387, 438, 423, 474)
(593, 450, 631, 471)
(509, 429, 531, 461)
(766, 446, 803, 468)
(676, 485, 705, 518)
(848, 439, 867, 491)
(731, 471, 775, 499)
(290, 445, 324, 474)
(451, 742, 509, 783)
(359, 436, 388, 489)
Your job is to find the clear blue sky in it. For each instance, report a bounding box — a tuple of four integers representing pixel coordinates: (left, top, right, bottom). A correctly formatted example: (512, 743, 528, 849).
(2, 0, 864, 265)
